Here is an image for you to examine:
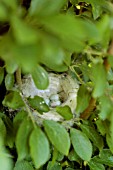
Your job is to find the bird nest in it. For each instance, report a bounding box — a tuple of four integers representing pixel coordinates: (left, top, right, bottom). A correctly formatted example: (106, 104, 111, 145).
(21, 73, 79, 122)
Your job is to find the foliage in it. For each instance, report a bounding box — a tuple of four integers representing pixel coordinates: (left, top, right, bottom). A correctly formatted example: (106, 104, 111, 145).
(0, 0, 113, 169)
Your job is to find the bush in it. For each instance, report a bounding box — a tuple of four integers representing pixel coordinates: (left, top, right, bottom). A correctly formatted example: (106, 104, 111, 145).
(0, 0, 113, 169)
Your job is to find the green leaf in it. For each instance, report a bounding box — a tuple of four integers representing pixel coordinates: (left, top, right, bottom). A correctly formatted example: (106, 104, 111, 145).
(5, 73, 14, 90)
(42, 14, 99, 42)
(28, 96, 50, 114)
(92, 3, 102, 20)
(0, 34, 40, 74)
(29, 0, 66, 16)
(76, 85, 91, 114)
(13, 44, 40, 73)
(82, 0, 106, 20)
(56, 105, 73, 120)
(88, 158, 105, 170)
(99, 95, 113, 120)
(51, 148, 59, 166)
(108, 55, 113, 69)
(31, 65, 49, 90)
(29, 126, 50, 169)
(0, 148, 14, 170)
(51, 148, 64, 166)
(5, 60, 18, 74)
(41, 14, 99, 52)
(70, 0, 78, 5)
(96, 119, 109, 136)
(80, 124, 104, 151)
(2, 115, 14, 148)
(106, 134, 113, 154)
(65, 168, 75, 170)
(68, 150, 81, 164)
(47, 161, 62, 170)
(79, 0, 108, 19)
(43, 120, 70, 155)
(98, 149, 113, 167)
(16, 118, 33, 160)
(2, 91, 24, 109)
(0, 3, 8, 21)
(0, 112, 5, 118)
(56, 152, 64, 162)
(109, 111, 113, 146)
(63, 51, 71, 67)
(107, 68, 113, 81)
(0, 33, 12, 58)
(70, 128, 92, 161)
(40, 36, 68, 72)
(96, 15, 110, 49)
(10, 16, 38, 45)
(1, 0, 17, 10)
(91, 63, 107, 98)
(14, 160, 34, 170)
(13, 111, 28, 134)
(0, 118, 6, 147)
(50, 148, 64, 163)
(0, 67, 4, 85)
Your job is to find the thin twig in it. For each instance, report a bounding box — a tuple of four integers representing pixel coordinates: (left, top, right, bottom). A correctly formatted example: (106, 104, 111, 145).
(20, 93, 36, 127)
(80, 98, 96, 119)
(69, 65, 84, 84)
(16, 68, 36, 127)
(16, 67, 22, 89)
(104, 40, 113, 71)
